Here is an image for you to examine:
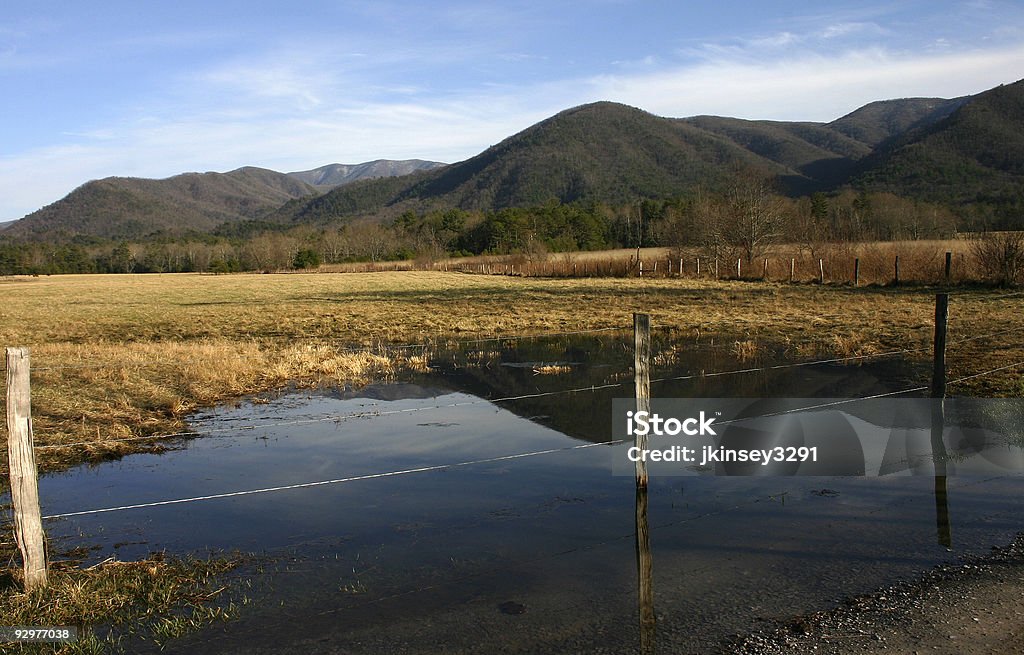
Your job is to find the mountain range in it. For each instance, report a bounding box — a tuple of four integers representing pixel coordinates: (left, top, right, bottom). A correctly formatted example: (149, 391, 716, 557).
(4, 78, 1022, 242)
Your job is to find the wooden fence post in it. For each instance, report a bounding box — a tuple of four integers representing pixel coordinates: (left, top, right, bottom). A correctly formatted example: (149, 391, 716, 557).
(736, 258, 742, 279)
(818, 259, 825, 285)
(854, 258, 860, 287)
(695, 258, 700, 277)
(762, 258, 768, 280)
(790, 258, 795, 283)
(933, 294, 948, 399)
(6, 347, 48, 590)
(894, 255, 900, 286)
(633, 314, 651, 489)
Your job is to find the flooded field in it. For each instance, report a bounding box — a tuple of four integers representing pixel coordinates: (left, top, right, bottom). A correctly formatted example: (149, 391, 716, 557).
(30, 333, 1024, 653)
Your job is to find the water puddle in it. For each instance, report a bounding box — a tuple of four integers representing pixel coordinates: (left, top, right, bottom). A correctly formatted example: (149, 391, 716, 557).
(28, 333, 1024, 653)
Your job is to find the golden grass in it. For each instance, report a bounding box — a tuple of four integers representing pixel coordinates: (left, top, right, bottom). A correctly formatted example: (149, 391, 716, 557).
(1, 271, 1022, 475)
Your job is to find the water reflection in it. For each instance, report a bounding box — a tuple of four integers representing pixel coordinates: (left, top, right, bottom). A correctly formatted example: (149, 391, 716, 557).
(932, 400, 952, 547)
(635, 485, 655, 655)
(20, 333, 1024, 654)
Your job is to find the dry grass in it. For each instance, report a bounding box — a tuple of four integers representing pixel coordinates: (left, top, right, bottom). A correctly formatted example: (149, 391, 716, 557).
(441, 238, 999, 285)
(1, 271, 1022, 476)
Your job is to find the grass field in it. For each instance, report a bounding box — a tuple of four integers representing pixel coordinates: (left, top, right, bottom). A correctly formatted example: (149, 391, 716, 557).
(1, 270, 1022, 475)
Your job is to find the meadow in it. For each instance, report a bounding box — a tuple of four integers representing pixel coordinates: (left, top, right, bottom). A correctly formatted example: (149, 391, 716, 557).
(1, 270, 1021, 475)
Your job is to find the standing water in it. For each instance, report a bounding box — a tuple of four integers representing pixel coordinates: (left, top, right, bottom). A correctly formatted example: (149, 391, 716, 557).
(31, 333, 1024, 653)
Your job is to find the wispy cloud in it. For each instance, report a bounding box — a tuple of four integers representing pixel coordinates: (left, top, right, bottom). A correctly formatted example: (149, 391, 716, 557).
(584, 44, 1024, 121)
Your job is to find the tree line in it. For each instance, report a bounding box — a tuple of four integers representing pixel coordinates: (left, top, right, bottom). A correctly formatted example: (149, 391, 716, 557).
(0, 185, 961, 276)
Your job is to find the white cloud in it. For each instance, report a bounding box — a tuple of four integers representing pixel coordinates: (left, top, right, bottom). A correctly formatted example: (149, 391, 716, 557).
(582, 44, 1024, 121)
(819, 22, 884, 39)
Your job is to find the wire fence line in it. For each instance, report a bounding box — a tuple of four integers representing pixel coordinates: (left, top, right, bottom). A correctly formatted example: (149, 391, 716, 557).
(19, 316, 1020, 375)
(32, 343, 940, 452)
(41, 439, 626, 520)
(10, 302, 1023, 524)
(30, 324, 1022, 452)
(947, 360, 1024, 386)
(40, 379, 945, 521)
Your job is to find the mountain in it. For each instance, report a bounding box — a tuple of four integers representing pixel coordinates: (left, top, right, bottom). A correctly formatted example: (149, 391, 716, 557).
(284, 102, 788, 222)
(7, 79, 1024, 242)
(283, 96, 978, 222)
(3, 167, 318, 241)
(828, 97, 967, 147)
(3, 160, 445, 242)
(287, 159, 446, 188)
(852, 81, 1024, 222)
(284, 83, 1023, 225)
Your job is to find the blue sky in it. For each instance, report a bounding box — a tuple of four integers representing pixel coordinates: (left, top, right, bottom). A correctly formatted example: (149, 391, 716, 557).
(2, 0, 1023, 221)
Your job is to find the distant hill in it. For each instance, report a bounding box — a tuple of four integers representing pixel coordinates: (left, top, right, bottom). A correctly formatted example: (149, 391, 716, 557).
(3, 167, 318, 241)
(287, 159, 446, 189)
(853, 81, 1024, 223)
(4, 160, 445, 242)
(283, 95, 987, 222)
(284, 102, 787, 222)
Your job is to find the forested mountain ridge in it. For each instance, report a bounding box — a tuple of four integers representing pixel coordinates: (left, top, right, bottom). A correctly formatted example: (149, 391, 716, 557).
(279, 81, 1023, 226)
(4, 78, 1023, 243)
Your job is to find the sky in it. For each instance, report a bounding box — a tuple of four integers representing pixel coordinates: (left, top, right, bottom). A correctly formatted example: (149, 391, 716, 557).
(2, 0, 1023, 222)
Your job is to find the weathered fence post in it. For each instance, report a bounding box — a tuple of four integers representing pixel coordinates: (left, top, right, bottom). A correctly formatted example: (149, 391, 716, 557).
(762, 258, 768, 280)
(790, 258, 795, 283)
(678, 258, 682, 277)
(933, 294, 948, 399)
(818, 259, 825, 285)
(6, 347, 48, 590)
(633, 313, 651, 489)
(894, 255, 900, 285)
(695, 258, 700, 277)
(854, 258, 860, 287)
(736, 258, 742, 279)
(944, 251, 952, 283)
(639, 261, 643, 278)
(714, 258, 719, 279)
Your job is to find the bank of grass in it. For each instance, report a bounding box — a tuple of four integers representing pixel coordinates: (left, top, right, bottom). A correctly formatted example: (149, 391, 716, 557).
(0, 553, 243, 653)
(1, 271, 1021, 475)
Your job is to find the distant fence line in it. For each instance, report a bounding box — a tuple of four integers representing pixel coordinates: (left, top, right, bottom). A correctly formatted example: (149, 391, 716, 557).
(446, 251, 975, 286)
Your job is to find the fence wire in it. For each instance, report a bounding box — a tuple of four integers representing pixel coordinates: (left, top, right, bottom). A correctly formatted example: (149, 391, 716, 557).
(41, 382, 937, 520)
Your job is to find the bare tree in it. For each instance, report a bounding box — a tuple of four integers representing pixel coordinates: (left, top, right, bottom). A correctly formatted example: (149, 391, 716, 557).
(724, 173, 787, 264)
(971, 230, 1024, 286)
